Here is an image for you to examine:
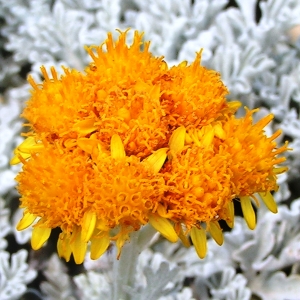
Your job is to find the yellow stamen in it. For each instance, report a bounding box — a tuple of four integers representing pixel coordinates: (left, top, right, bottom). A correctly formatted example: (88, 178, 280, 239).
(81, 211, 97, 242)
(255, 113, 274, 130)
(258, 191, 278, 213)
(90, 232, 110, 260)
(190, 227, 207, 259)
(16, 212, 36, 231)
(149, 214, 178, 243)
(240, 196, 256, 230)
(169, 126, 186, 153)
(70, 229, 88, 264)
(143, 148, 168, 173)
(208, 221, 224, 246)
(57, 232, 72, 262)
(31, 226, 51, 250)
(111, 134, 126, 159)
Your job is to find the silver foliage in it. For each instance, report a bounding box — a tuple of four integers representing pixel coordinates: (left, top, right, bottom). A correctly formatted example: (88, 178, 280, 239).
(0, 249, 37, 300)
(1, 0, 300, 299)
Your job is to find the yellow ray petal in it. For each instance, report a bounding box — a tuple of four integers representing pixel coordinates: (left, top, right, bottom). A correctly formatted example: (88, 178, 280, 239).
(258, 191, 278, 213)
(10, 152, 31, 165)
(116, 232, 129, 259)
(111, 134, 126, 159)
(273, 167, 288, 175)
(157, 204, 173, 218)
(73, 119, 97, 135)
(169, 126, 186, 153)
(201, 126, 214, 148)
(178, 228, 190, 248)
(240, 196, 256, 230)
(225, 201, 235, 228)
(81, 211, 97, 242)
(179, 60, 187, 67)
(10, 136, 44, 165)
(18, 137, 44, 153)
(57, 232, 72, 262)
(90, 232, 110, 260)
(77, 138, 99, 154)
(143, 148, 168, 173)
(190, 227, 207, 259)
(149, 214, 178, 243)
(16, 137, 36, 152)
(208, 221, 224, 246)
(213, 123, 226, 140)
(96, 219, 110, 231)
(31, 227, 51, 250)
(16, 212, 36, 231)
(227, 100, 242, 112)
(70, 229, 88, 264)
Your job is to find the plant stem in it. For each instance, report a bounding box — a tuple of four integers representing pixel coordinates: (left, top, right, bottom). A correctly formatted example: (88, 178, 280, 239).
(112, 226, 158, 300)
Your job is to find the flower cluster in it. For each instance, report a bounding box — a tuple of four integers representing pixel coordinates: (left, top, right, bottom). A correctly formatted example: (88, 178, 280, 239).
(12, 30, 288, 264)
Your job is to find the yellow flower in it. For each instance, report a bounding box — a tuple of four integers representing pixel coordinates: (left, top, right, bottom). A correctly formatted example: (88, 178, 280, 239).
(13, 29, 289, 263)
(160, 109, 288, 257)
(156, 53, 230, 129)
(16, 135, 169, 263)
(23, 67, 88, 141)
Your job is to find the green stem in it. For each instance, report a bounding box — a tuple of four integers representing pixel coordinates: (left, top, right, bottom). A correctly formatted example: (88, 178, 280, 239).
(112, 225, 157, 300)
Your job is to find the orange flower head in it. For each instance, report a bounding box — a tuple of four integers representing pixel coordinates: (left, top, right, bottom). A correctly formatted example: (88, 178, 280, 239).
(23, 68, 88, 142)
(157, 53, 230, 129)
(16, 135, 168, 263)
(12, 29, 289, 263)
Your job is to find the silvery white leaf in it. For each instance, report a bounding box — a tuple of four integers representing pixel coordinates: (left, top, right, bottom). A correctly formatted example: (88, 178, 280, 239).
(250, 272, 300, 300)
(178, 29, 216, 63)
(233, 200, 300, 273)
(74, 271, 112, 300)
(125, 260, 179, 300)
(184, 0, 228, 38)
(280, 108, 300, 139)
(235, 0, 257, 27)
(158, 287, 195, 300)
(0, 198, 11, 250)
(0, 249, 37, 300)
(40, 254, 76, 300)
